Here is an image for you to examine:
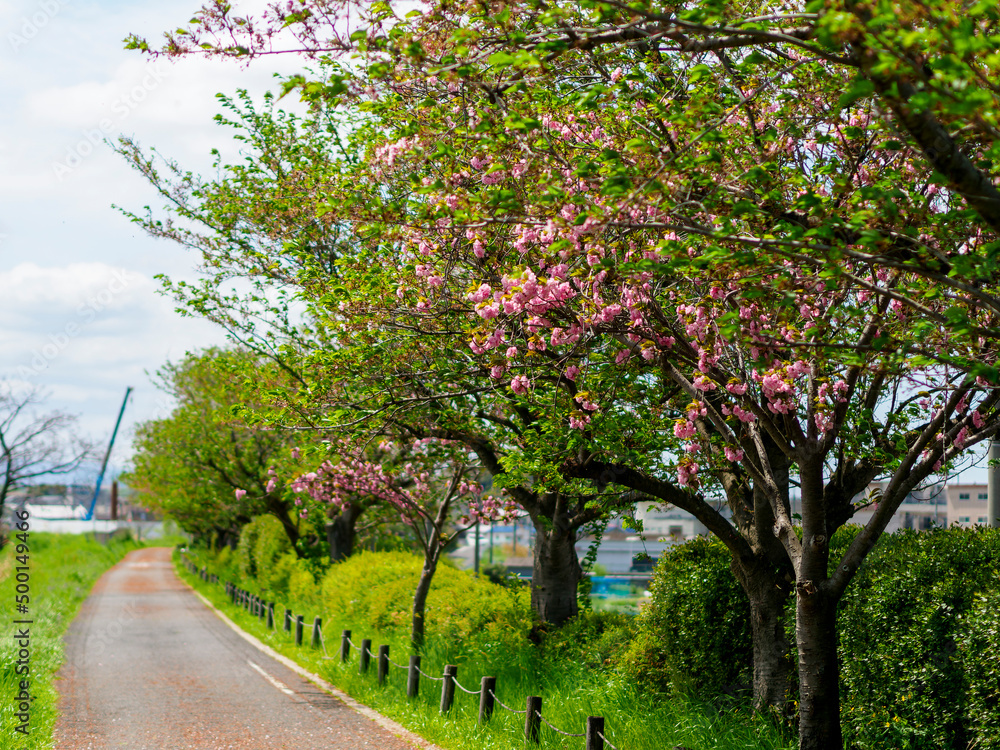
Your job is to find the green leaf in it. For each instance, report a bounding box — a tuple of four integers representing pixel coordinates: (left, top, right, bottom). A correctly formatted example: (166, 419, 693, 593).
(488, 51, 518, 67)
(838, 77, 876, 110)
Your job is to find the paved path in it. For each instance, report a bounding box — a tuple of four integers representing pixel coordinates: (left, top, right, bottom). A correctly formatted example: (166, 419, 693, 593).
(55, 547, 423, 750)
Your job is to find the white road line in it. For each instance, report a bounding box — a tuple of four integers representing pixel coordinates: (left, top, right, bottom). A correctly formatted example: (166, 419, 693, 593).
(247, 659, 296, 697)
(186, 584, 444, 750)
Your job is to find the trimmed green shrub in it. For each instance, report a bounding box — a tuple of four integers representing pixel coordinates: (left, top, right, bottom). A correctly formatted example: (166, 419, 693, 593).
(628, 526, 1000, 749)
(213, 543, 236, 578)
(837, 526, 1000, 750)
(617, 536, 752, 697)
(250, 516, 294, 595)
(958, 589, 1000, 749)
(321, 550, 533, 657)
(236, 518, 263, 579)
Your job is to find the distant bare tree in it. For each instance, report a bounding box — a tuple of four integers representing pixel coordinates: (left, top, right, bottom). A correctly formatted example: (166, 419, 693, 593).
(1, 382, 93, 546)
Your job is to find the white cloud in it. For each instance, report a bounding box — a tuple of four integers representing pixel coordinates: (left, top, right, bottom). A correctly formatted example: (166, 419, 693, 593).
(0, 0, 319, 479)
(0, 262, 229, 462)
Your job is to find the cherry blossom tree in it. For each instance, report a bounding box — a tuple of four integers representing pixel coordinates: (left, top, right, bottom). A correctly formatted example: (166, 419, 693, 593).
(288, 437, 518, 649)
(116, 93, 646, 630)
(119, 2, 1000, 746)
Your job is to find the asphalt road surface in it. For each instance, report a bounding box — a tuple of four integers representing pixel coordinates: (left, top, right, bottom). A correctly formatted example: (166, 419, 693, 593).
(55, 547, 425, 750)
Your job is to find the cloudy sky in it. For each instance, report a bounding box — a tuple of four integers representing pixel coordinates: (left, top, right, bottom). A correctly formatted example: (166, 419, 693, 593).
(1, 0, 304, 481)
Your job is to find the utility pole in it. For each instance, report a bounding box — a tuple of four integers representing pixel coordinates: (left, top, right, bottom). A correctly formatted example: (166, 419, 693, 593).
(989, 440, 999, 528)
(474, 522, 480, 575)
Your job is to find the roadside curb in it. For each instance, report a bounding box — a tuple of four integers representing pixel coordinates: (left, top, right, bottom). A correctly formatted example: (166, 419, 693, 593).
(181, 576, 447, 750)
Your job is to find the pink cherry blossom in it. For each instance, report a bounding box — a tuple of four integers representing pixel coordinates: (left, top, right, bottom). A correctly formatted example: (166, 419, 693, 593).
(510, 375, 530, 394)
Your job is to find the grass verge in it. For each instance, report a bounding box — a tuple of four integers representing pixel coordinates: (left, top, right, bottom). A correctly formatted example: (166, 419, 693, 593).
(177, 549, 794, 750)
(0, 532, 147, 750)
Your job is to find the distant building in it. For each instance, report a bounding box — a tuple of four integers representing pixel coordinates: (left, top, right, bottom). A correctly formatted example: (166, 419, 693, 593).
(946, 483, 992, 527)
(634, 501, 715, 541)
(849, 481, 992, 530)
(574, 528, 675, 574)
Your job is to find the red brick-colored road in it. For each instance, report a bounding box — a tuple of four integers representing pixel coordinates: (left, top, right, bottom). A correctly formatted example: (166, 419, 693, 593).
(55, 547, 425, 750)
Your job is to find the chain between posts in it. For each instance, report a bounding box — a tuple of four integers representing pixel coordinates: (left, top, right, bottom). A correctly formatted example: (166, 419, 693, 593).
(536, 710, 586, 737)
(452, 676, 482, 695)
(316, 623, 335, 660)
(489, 689, 527, 714)
(599, 731, 620, 750)
(415, 664, 445, 681)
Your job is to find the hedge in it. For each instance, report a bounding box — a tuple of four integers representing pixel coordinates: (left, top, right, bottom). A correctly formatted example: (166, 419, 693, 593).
(625, 525, 1000, 749)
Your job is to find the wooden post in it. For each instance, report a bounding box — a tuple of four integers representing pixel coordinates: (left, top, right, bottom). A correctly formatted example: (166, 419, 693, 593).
(377, 645, 389, 685)
(440, 665, 457, 713)
(340, 629, 351, 661)
(295, 615, 304, 646)
(586, 716, 605, 750)
(524, 696, 542, 744)
(266, 603, 274, 630)
(284, 609, 291, 633)
(260, 600, 267, 622)
(407, 655, 420, 698)
(478, 676, 496, 723)
(312, 617, 322, 648)
(359, 639, 372, 674)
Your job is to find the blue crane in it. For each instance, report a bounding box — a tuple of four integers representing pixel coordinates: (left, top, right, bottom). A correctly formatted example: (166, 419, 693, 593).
(85, 386, 133, 521)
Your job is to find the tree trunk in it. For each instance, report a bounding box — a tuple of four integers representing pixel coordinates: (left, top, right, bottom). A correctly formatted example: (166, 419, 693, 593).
(734, 559, 794, 715)
(529, 516, 581, 626)
(411, 552, 439, 652)
(263, 495, 302, 552)
(796, 585, 843, 749)
(326, 502, 364, 563)
(795, 454, 843, 749)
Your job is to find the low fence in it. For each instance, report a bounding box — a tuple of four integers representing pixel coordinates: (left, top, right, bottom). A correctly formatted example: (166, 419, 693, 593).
(180, 554, 623, 750)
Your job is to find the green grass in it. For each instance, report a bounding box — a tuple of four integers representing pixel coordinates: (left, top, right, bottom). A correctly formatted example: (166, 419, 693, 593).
(178, 550, 794, 750)
(0, 532, 146, 749)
